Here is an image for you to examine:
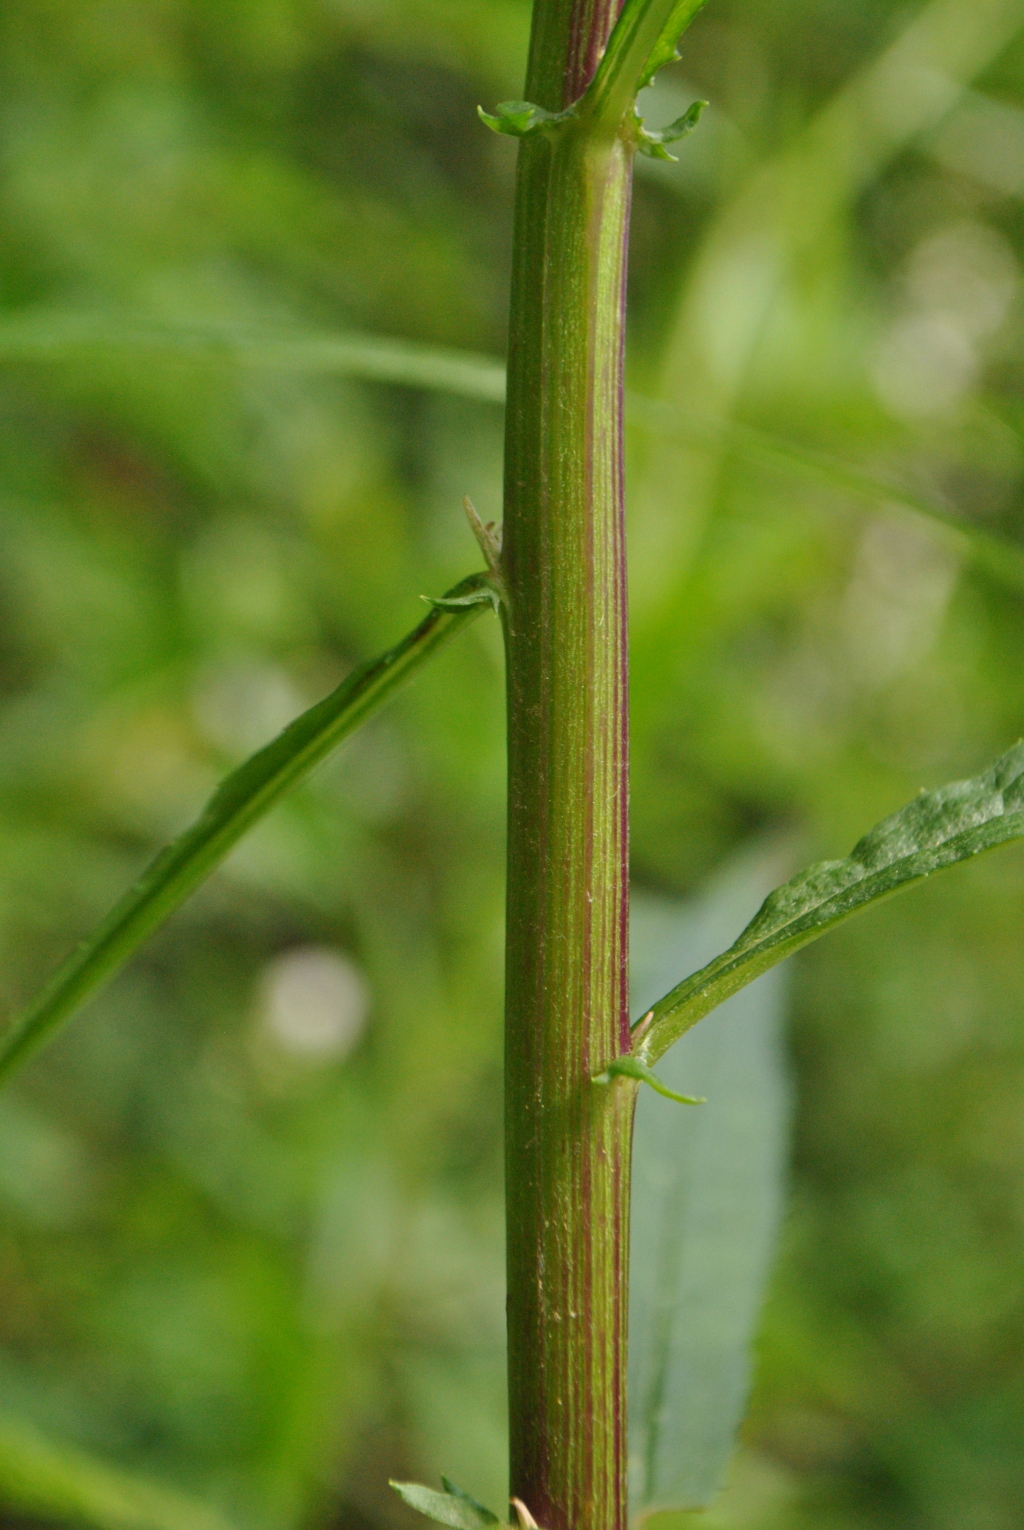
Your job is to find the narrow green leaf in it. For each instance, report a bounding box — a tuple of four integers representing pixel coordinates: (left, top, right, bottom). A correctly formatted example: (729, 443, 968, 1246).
(0, 1409, 236, 1530)
(583, 0, 710, 129)
(390, 1480, 500, 1529)
(638, 0, 712, 89)
(628, 848, 791, 1514)
(0, 311, 507, 403)
(595, 1054, 705, 1104)
(0, 573, 493, 1088)
(638, 742, 1024, 1068)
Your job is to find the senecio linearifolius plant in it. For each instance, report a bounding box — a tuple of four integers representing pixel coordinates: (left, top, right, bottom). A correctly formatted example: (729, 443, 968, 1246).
(2, 2, 1024, 1529)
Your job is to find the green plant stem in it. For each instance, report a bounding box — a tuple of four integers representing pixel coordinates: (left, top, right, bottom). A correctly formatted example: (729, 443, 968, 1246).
(0, 573, 492, 1088)
(501, 4, 638, 1528)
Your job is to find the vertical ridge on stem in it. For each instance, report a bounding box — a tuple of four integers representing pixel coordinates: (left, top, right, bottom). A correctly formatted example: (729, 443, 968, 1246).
(502, 2, 635, 1526)
(526, 0, 623, 109)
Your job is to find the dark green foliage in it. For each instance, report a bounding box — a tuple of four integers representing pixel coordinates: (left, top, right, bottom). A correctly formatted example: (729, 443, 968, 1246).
(0, 1412, 238, 1530)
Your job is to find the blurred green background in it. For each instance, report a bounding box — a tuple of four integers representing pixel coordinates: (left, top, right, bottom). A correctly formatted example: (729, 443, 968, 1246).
(2, 1, 1024, 1528)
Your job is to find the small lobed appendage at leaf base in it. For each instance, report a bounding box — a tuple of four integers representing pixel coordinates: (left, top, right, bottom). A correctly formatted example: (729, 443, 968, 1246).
(477, 100, 573, 138)
(595, 1053, 706, 1104)
(635, 98, 707, 159)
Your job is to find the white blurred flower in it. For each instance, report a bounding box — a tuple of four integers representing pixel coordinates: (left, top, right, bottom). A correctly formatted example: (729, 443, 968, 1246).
(872, 221, 1019, 419)
(192, 659, 304, 756)
(905, 222, 1018, 339)
(843, 516, 959, 683)
(256, 946, 370, 1062)
(873, 313, 977, 418)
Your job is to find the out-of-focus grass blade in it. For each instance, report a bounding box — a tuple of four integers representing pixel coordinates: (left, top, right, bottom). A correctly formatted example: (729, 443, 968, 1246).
(628, 844, 792, 1516)
(0, 1410, 236, 1530)
(3, 309, 1024, 591)
(638, 741, 1024, 1068)
(7, 310, 1019, 592)
(0, 573, 494, 1088)
(0, 311, 507, 403)
(627, 396, 1024, 597)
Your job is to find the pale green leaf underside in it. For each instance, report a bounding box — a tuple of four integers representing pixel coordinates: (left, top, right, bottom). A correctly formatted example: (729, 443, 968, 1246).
(628, 854, 791, 1514)
(638, 742, 1024, 1068)
(441, 1478, 501, 1524)
(390, 1480, 500, 1529)
(0, 1410, 236, 1530)
(3, 313, 1021, 594)
(0, 573, 491, 1088)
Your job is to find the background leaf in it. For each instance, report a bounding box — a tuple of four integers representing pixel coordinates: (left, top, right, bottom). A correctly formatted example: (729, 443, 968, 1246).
(4, 312, 1024, 594)
(628, 846, 793, 1516)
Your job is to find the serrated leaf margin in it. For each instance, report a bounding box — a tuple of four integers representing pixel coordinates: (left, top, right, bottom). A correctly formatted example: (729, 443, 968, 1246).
(638, 742, 1024, 1065)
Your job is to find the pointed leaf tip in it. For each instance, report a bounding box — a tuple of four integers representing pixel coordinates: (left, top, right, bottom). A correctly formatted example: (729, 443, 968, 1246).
(441, 1480, 501, 1524)
(663, 99, 708, 138)
(390, 1481, 500, 1529)
(462, 496, 505, 594)
(421, 575, 501, 615)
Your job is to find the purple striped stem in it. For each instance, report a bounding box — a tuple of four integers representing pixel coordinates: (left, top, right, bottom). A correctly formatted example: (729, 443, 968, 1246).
(500, 2, 639, 1526)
